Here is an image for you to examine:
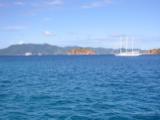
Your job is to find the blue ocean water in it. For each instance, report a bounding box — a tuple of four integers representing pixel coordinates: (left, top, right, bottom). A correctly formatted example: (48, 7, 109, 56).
(0, 55, 160, 120)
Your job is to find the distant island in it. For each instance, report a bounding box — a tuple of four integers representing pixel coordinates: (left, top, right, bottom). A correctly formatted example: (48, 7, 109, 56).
(0, 43, 159, 56)
(0, 44, 115, 56)
(149, 49, 160, 55)
(67, 49, 96, 55)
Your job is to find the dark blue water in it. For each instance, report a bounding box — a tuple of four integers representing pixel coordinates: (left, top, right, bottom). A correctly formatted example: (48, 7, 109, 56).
(0, 55, 160, 120)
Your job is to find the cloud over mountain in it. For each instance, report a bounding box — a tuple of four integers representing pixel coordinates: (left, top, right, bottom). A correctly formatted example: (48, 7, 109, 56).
(43, 31, 56, 36)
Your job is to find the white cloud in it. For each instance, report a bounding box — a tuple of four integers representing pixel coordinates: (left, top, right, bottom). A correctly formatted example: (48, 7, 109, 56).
(82, 0, 112, 9)
(14, 1, 25, 6)
(18, 41, 25, 45)
(43, 17, 52, 21)
(26, 0, 64, 16)
(0, 1, 25, 8)
(45, 0, 64, 6)
(43, 31, 56, 36)
(3, 26, 26, 31)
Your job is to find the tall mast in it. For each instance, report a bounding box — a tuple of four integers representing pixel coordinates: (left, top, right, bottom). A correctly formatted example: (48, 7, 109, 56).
(132, 37, 134, 54)
(126, 36, 128, 53)
(120, 36, 122, 53)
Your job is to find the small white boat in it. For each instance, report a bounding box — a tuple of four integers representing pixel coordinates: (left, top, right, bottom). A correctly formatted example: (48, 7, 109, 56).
(25, 52, 32, 56)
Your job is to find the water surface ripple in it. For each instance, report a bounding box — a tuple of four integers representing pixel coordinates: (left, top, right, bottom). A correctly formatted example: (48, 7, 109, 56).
(0, 56, 160, 120)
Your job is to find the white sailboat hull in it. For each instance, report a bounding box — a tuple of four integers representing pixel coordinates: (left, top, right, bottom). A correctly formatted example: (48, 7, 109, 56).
(115, 52, 141, 57)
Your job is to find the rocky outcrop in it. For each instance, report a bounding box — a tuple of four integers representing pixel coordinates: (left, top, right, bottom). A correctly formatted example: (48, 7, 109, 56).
(149, 49, 160, 54)
(67, 48, 96, 55)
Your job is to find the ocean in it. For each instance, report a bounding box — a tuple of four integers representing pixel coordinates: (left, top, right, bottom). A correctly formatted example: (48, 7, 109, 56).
(0, 55, 160, 120)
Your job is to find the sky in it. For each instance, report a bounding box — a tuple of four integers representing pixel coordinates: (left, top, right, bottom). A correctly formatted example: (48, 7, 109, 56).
(0, 0, 160, 49)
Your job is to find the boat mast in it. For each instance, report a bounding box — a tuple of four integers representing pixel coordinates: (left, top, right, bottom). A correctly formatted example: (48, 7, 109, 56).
(120, 37, 122, 54)
(132, 37, 134, 54)
(126, 36, 128, 53)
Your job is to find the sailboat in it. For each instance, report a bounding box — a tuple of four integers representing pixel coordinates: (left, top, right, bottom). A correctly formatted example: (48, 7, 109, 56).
(115, 37, 141, 57)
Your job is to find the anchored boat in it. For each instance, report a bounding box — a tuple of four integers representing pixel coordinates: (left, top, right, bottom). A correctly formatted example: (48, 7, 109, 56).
(115, 37, 141, 57)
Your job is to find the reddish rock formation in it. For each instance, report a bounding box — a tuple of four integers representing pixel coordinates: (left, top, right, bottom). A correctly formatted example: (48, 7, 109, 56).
(67, 49, 96, 55)
(149, 49, 160, 54)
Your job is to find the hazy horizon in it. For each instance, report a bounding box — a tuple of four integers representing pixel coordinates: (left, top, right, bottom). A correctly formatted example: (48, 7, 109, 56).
(0, 0, 160, 49)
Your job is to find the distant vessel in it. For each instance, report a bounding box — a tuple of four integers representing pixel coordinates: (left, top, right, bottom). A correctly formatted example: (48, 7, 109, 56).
(115, 37, 141, 57)
(25, 52, 32, 56)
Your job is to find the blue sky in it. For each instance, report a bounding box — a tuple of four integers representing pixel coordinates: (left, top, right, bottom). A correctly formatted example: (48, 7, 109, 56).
(0, 0, 160, 49)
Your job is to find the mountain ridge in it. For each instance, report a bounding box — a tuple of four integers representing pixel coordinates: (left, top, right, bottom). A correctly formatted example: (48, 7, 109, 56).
(0, 43, 148, 56)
